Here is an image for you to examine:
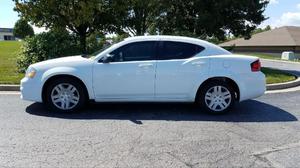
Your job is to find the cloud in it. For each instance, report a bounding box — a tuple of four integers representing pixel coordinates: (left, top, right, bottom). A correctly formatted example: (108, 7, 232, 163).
(269, 0, 279, 5)
(297, 3, 300, 10)
(274, 12, 300, 27)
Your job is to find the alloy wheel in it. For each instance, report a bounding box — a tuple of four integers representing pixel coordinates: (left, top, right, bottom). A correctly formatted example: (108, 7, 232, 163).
(50, 83, 80, 110)
(204, 86, 232, 112)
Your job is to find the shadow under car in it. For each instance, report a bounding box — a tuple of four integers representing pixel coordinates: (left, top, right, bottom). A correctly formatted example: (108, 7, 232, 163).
(26, 100, 298, 124)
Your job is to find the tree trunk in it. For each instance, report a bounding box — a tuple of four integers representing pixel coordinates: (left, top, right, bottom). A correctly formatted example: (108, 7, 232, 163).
(79, 33, 87, 54)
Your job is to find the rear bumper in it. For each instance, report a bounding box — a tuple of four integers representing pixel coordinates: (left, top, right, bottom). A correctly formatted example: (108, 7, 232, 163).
(20, 77, 43, 102)
(238, 72, 266, 102)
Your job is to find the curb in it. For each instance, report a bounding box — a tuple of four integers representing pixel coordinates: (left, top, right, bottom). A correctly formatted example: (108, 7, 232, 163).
(266, 77, 300, 90)
(0, 85, 20, 91)
(265, 69, 300, 91)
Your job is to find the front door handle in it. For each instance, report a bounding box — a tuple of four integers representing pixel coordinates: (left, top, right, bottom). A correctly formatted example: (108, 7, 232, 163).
(192, 62, 206, 66)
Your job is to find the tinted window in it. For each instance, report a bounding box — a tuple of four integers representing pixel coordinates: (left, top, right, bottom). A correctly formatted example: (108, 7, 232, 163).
(110, 41, 156, 62)
(159, 41, 204, 60)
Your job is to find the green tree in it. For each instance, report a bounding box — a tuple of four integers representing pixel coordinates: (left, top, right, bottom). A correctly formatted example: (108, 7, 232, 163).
(252, 25, 271, 35)
(116, 0, 268, 40)
(154, 0, 268, 40)
(13, 0, 118, 53)
(120, 0, 160, 36)
(14, 0, 269, 50)
(13, 18, 34, 39)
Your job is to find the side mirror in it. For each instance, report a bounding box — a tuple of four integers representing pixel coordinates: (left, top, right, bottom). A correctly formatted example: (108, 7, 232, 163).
(101, 54, 114, 63)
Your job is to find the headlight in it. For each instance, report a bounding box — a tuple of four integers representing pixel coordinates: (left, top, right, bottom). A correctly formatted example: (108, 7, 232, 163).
(26, 67, 37, 78)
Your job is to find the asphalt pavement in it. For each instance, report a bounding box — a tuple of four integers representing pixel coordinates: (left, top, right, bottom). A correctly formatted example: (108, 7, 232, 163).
(261, 59, 300, 76)
(0, 91, 300, 168)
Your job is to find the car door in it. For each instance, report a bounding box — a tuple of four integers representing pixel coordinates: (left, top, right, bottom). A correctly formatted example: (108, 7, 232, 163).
(155, 41, 208, 101)
(93, 41, 157, 101)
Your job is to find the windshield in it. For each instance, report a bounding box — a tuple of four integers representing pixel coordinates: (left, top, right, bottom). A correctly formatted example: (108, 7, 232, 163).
(83, 43, 114, 59)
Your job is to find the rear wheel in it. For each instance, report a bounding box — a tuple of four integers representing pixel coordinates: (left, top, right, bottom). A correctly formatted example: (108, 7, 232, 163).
(197, 81, 235, 114)
(44, 77, 87, 113)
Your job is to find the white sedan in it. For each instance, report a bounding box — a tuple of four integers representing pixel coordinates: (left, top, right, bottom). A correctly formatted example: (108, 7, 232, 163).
(21, 36, 266, 114)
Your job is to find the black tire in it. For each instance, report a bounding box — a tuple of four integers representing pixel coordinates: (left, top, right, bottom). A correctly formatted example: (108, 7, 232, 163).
(44, 77, 87, 113)
(196, 80, 235, 114)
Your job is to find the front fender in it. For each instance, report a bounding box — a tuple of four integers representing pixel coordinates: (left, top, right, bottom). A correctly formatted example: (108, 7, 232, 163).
(41, 67, 95, 100)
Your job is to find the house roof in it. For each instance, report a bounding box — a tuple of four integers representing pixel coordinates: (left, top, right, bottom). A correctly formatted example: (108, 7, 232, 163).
(0, 28, 13, 33)
(220, 26, 300, 47)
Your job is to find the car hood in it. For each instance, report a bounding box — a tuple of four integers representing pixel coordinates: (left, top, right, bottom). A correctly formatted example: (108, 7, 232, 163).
(30, 55, 93, 70)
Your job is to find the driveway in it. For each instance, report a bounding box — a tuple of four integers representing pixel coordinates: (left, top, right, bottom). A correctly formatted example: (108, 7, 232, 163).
(261, 59, 300, 76)
(0, 91, 300, 167)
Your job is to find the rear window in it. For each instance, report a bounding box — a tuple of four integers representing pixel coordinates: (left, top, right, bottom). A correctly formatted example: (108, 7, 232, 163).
(158, 41, 204, 60)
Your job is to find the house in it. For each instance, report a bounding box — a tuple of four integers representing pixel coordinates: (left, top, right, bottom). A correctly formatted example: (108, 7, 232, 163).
(0, 28, 16, 41)
(219, 26, 300, 56)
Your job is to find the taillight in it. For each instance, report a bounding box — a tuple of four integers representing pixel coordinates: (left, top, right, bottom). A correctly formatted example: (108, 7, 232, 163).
(251, 60, 261, 72)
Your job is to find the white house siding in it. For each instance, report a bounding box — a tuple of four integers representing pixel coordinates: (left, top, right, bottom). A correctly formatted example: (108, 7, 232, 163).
(0, 28, 15, 41)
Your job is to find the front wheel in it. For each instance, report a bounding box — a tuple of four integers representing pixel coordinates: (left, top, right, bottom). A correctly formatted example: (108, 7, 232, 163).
(45, 77, 87, 113)
(197, 81, 235, 114)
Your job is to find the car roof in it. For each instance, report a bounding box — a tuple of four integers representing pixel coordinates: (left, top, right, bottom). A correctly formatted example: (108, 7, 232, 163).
(94, 35, 231, 60)
(124, 35, 210, 45)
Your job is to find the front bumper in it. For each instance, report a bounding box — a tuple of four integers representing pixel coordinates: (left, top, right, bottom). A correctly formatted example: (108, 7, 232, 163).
(20, 77, 43, 102)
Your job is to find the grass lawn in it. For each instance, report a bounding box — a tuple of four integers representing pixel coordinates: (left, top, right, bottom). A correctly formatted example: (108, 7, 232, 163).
(0, 41, 24, 84)
(262, 67, 296, 84)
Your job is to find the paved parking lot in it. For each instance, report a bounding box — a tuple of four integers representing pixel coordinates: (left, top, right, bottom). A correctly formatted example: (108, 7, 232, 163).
(0, 91, 300, 168)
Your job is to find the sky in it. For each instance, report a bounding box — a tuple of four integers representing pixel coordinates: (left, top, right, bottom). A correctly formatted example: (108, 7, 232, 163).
(261, 0, 300, 28)
(0, 0, 46, 33)
(1, 0, 300, 33)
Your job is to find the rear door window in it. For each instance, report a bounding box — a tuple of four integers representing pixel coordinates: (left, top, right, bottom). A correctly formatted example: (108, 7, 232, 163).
(158, 41, 204, 60)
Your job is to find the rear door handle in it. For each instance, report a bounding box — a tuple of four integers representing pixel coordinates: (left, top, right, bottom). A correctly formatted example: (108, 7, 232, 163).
(138, 64, 154, 68)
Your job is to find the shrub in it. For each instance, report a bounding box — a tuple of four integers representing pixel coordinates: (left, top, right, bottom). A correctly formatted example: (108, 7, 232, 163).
(16, 30, 127, 72)
(223, 44, 236, 52)
(17, 30, 81, 72)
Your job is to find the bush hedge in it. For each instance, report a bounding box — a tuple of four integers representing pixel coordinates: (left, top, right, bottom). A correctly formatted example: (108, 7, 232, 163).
(17, 30, 81, 72)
